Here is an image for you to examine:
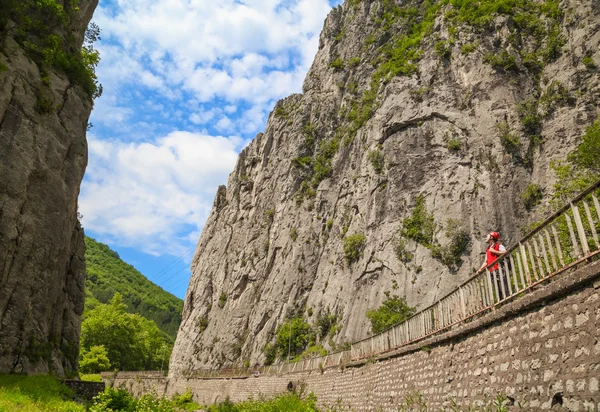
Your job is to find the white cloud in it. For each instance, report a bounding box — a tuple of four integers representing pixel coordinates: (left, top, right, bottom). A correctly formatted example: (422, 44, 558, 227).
(80, 132, 243, 255)
(215, 116, 235, 133)
(93, 0, 333, 108)
(83, 0, 340, 263)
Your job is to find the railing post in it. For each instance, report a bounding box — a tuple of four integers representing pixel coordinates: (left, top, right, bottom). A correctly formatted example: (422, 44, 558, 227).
(551, 225, 565, 266)
(526, 242, 539, 281)
(485, 269, 494, 305)
(537, 234, 552, 276)
(582, 201, 599, 249)
(519, 242, 531, 285)
(531, 237, 546, 277)
(543, 229, 558, 272)
(565, 212, 582, 258)
(592, 193, 600, 222)
(571, 202, 590, 255)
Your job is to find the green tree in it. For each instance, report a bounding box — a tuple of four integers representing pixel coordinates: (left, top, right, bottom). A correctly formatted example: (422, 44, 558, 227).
(80, 293, 172, 371)
(366, 292, 416, 334)
(79, 345, 111, 373)
(275, 318, 314, 360)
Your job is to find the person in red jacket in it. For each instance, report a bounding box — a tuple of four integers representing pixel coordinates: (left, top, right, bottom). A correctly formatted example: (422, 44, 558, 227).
(477, 232, 508, 299)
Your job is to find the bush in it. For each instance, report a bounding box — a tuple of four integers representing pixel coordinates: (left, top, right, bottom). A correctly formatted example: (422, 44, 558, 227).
(207, 393, 319, 412)
(329, 57, 345, 71)
(263, 342, 276, 366)
(522, 183, 543, 210)
(343, 233, 366, 264)
(540, 81, 572, 115)
(569, 117, 600, 173)
(275, 318, 315, 360)
(274, 104, 289, 118)
(461, 43, 477, 55)
(348, 57, 361, 67)
(218, 292, 227, 308)
(401, 195, 435, 247)
(264, 209, 275, 221)
(92, 387, 137, 412)
(483, 50, 517, 71)
(290, 228, 298, 242)
(517, 99, 541, 135)
(497, 122, 521, 155)
(197, 316, 209, 333)
(446, 138, 461, 152)
(431, 219, 471, 268)
(409, 86, 432, 102)
(434, 40, 452, 59)
(582, 56, 596, 69)
(316, 310, 338, 339)
(394, 237, 413, 263)
(367, 147, 384, 174)
(172, 389, 198, 410)
(292, 156, 312, 169)
(366, 291, 416, 334)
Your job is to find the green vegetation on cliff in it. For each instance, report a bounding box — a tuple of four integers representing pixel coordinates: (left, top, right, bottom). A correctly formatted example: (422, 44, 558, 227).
(366, 291, 416, 334)
(0, 0, 102, 99)
(84, 236, 183, 339)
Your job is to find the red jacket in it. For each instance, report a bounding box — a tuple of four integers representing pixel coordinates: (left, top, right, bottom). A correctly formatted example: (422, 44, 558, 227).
(486, 243, 502, 271)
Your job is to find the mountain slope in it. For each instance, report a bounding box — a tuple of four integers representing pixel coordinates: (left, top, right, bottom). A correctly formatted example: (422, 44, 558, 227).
(170, 0, 600, 374)
(84, 236, 183, 339)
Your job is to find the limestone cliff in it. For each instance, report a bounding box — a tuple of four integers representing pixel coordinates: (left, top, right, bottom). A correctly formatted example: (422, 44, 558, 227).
(0, 0, 98, 376)
(170, 0, 599, 374)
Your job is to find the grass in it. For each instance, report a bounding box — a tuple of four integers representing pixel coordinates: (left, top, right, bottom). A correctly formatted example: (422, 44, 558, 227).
(80, 373, 103, 382)
(206, 393, 320, 412)
(0, 375, 85, 412)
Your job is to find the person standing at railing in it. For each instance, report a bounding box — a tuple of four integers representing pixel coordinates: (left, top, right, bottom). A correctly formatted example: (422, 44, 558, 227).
(477, 232, 508, 300)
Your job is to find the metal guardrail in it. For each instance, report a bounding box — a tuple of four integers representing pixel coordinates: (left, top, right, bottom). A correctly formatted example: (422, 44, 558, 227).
(177, 179, 600, 379)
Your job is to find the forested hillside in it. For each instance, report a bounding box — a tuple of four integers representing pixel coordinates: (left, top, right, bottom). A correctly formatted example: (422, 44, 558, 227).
(84, 236, 183, 338)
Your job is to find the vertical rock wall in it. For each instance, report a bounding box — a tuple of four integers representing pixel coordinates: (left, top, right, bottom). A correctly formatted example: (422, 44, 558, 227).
(170, 0, 599, 375)
(0, 0, 98, 376)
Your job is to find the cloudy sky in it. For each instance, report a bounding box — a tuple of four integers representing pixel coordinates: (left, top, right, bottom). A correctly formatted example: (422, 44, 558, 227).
(80, 0, 341, 298)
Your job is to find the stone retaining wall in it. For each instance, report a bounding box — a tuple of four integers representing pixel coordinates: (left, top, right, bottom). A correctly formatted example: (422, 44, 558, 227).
(63, 380, 105, 401)
(109, 261, 600, 411)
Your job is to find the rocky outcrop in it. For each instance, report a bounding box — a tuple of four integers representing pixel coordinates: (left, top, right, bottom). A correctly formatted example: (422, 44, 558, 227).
(0, 0, 97, 376)
(170, 0, 599, 374)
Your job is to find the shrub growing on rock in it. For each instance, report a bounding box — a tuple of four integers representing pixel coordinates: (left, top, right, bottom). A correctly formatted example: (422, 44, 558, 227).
(366, 291, 416, 334)
(343, 233, 366, 264)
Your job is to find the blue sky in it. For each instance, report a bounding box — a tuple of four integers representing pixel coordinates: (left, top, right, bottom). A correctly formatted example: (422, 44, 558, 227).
(80, 0, 342, 298)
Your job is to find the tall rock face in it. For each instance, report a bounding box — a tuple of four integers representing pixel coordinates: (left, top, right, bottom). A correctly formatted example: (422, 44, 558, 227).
(170, 0, 599, 374)
(0, 0, 98, 376)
